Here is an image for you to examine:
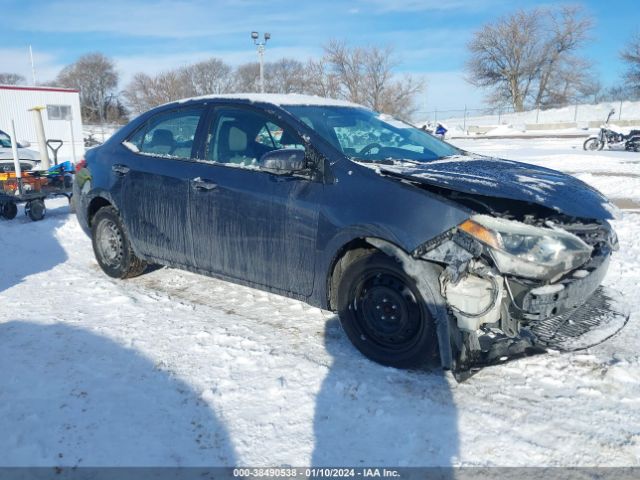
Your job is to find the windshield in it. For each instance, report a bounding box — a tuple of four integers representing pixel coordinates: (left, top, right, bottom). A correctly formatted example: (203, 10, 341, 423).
(283, 105, 461, 163)
(0, 131, 12, 148)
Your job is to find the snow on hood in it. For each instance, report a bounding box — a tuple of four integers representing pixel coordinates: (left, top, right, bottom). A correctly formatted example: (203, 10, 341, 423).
(360, 154, 614, 220)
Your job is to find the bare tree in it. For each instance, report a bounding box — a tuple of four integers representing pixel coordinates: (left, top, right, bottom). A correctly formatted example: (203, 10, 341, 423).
(466, 7, 593, 111)
(323, 40, 368, 105)
(56, 53, 119, 122)
(322, 40, 423, 119)
(533, 6, 592, 106)
(621, 33, 640, 96)
(233, 62, 261, 93)
(303, 59, 340, 98)
(266, 58, 307, 93)
(0, 73, 26, 85)
(124, 71, 191, 114)
(180, 58, 234, 96)
(233, 59, 307, 94)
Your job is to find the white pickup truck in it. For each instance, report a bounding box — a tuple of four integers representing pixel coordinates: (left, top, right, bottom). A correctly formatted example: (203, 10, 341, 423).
(0, 129, 41, 172)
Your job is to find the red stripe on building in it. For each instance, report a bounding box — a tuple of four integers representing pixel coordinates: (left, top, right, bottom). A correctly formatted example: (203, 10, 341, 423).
(0, 85, 80, 94)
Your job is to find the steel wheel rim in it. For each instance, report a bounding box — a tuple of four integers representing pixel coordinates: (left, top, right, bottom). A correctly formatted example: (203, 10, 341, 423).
(96, 219, 124, 266)
(352, 270, 424, 351)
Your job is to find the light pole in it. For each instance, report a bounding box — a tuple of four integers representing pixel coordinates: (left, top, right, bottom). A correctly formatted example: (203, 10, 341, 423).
(251, 31, 270, 93)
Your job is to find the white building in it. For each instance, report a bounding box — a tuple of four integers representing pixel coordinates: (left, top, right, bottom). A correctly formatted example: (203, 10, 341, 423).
(0, 85, 84, 163)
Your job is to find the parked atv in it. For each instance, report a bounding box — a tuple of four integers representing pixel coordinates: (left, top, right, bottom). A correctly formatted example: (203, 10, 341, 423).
(584, 109, 640, 152)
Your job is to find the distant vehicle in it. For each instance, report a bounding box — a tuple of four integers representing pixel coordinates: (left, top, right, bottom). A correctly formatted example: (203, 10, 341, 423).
(74, 94, 621, 374)
(84, 133, 102, 148)
(584, 109, 640, 152)
(0, 129, 40, 169)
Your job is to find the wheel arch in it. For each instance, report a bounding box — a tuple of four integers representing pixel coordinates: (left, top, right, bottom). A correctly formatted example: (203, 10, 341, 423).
(326, 236, 411, 312)
(326, 235, 458, 370)
(87, 195, 115, 227)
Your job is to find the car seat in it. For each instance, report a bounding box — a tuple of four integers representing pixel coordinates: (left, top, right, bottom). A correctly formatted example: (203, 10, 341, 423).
(147, 128, 176, 155)
(216, 123, 257, 166)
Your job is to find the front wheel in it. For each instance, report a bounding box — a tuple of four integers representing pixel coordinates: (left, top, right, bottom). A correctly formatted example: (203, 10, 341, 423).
(1, 202, 18, 220)
(583, 137, 604, 151)
(91, 206, 147, 279)
(337, 251, 438, 368)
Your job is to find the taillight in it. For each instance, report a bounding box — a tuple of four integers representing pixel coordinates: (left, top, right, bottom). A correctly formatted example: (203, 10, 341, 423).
(75, 158, 87, 172)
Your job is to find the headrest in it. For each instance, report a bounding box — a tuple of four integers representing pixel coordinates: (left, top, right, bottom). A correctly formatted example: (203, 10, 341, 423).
(279, 130, 300, 146)
(151, 128, 174, 146)
(228, 126, 247, 151)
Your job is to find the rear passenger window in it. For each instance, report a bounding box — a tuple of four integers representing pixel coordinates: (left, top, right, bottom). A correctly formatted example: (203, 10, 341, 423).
(125, 107, 204, 159)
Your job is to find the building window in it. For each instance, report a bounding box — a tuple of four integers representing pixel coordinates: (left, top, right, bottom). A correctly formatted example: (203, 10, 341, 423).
(47, 105, 72, 121)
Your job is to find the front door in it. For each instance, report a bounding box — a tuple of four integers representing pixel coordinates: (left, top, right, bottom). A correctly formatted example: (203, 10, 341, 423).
(189, 106, 321, 296)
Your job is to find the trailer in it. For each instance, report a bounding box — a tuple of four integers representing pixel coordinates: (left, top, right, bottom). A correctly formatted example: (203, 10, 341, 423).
(0, 157, 74, 222)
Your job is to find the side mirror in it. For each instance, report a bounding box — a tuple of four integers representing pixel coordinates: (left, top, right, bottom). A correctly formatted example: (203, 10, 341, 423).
(259, 148, 306, 174)
(18, 140, 31, 148)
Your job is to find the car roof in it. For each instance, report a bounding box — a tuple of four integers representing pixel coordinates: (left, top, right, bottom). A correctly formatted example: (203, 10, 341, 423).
(163, 93, 364, 109)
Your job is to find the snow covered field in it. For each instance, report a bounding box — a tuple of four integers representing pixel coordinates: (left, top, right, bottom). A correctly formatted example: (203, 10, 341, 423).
(423, 100, 640, 134)
(1, 138, 639, 468)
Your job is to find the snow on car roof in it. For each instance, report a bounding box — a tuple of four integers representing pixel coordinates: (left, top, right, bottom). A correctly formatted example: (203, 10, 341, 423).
(168, 93, 364, 108)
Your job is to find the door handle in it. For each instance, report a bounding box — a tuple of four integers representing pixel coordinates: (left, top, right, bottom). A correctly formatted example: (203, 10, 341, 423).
(191, 177, 218, 191)
(112, 164, 130, 176)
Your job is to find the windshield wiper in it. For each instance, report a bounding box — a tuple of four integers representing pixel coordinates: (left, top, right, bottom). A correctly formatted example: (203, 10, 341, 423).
(350, 157, 396, 165)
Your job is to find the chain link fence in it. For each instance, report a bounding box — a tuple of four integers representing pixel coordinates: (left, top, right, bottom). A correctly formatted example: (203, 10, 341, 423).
(414, 100, 640, 132)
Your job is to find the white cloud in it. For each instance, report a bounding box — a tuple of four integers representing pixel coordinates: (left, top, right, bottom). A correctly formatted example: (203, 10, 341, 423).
(0, 47, 63, 84)
(13, 0, 294, 39)
(359, 0, 497, 13)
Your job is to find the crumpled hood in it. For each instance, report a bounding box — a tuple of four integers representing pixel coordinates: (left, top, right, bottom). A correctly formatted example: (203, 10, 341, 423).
(366, 154, 615, 220)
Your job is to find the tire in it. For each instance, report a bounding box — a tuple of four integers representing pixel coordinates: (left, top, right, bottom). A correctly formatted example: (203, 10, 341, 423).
(583, 137, 603, 151)
(337, 251, 438, 368)
(25, 199, 46, 221)
(1, 202, 18, 220)
(91, 206, 147, 279)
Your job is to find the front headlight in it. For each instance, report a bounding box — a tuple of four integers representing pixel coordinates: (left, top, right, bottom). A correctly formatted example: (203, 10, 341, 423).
(459, 215, 593, 280)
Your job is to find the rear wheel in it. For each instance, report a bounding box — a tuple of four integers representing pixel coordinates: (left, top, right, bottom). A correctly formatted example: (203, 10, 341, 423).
(337, 251, 438, 368)
(583, 137, 603, 151)
(25, 199, 46, 221)
(91, 206, 147, 279)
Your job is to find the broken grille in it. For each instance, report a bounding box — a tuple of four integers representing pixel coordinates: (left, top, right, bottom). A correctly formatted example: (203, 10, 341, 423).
(529, 286, 629, 351)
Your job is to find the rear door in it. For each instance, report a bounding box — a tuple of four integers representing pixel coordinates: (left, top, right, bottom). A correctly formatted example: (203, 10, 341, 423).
(118, 106, 206, 266)
(188, 105, 321, 296)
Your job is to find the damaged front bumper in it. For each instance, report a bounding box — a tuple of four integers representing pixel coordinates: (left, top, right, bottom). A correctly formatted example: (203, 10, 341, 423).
(415, 218, 626, 377)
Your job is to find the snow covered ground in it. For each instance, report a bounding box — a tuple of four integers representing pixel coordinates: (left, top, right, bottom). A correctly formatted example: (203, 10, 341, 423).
(420, 100, 640, 134)
(1, 138, 639, 468)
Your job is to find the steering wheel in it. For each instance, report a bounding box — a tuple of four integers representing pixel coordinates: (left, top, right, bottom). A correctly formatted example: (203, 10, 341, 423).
(359, 142, 383, 156)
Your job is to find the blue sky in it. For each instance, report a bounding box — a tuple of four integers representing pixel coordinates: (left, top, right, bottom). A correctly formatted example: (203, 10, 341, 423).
(3, 0, 638, 114)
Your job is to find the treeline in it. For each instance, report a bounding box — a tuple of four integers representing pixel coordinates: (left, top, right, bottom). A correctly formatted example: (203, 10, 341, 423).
(125, 42, 422, 120)
(0, 41, 423, 124)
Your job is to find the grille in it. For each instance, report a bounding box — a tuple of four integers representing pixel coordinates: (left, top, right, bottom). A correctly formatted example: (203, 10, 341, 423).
(529, 286, 628, 351)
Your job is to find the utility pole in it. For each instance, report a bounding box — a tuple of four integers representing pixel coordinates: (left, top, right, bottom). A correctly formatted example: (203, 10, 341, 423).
(251, 31, 270, 93)
(29, 45, 37, 85)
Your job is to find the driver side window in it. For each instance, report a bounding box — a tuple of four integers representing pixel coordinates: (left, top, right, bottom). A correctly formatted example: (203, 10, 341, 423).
(205, 108, 304, 169)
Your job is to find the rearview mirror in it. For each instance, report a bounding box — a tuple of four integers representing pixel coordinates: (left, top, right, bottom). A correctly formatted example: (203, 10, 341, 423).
(259, 148, 306, 174)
